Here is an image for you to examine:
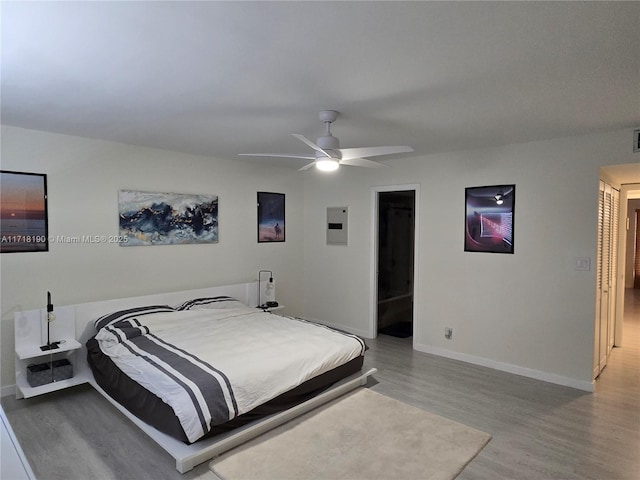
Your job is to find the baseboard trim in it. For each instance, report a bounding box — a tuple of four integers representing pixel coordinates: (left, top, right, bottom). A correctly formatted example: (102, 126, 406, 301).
(1, 384, 16, 398)
(2, 344, 594, 396)
(414, 343, 595, 392)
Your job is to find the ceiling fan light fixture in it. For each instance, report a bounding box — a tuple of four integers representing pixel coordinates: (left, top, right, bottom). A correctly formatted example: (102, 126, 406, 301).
(239, 110, 413, 171)
(316, 158, 339, 172)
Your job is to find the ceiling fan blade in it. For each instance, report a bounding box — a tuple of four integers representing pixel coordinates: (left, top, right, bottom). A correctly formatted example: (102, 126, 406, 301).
(339, 146, 414, 160)
(340, 158, 389, 168)
(238, 153, 316, 160)
(292, 134, 331, 157)
(298, 161, 317, 171)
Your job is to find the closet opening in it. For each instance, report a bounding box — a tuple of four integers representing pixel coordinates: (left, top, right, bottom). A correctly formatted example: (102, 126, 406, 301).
(376, 190, 416, 338)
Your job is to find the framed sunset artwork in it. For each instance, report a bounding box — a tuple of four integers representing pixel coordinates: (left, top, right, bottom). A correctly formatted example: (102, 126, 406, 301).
(0, 170, 49, 253)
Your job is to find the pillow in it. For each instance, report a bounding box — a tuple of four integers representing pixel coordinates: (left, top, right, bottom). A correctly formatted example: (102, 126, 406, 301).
(94, 305, 175, 331)
(176, 296, 247, 311)
(104, 319, 150, 342)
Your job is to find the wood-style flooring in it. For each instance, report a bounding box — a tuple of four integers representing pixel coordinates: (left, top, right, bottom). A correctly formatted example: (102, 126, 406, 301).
(367, 289, 640, 480)
(2, 290, 639, 480)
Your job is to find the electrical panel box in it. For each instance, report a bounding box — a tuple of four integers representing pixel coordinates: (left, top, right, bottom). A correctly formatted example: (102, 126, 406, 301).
(327, 207, 348, 245)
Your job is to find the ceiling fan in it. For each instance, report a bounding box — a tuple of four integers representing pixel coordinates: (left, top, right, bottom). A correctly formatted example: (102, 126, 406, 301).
(239, 110, 414, 171)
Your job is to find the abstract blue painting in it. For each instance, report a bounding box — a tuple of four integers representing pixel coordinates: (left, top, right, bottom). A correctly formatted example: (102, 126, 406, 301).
(119, 190, 218, 246)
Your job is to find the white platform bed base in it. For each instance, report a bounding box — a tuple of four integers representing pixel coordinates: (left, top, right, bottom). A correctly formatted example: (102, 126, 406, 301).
(17, 282, 375, 473)
(92, 367, 376, 473)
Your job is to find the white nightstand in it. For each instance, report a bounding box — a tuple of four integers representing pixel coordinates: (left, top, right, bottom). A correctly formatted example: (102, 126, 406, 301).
(14, 306, 89, 399)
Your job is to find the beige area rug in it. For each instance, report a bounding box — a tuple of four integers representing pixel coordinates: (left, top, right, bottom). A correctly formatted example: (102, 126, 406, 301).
(209, 388, 491, 480)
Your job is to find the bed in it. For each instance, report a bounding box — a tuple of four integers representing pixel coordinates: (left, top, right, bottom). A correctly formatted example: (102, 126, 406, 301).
(65, 282, 375, 472)
(86, 295, 367, 444)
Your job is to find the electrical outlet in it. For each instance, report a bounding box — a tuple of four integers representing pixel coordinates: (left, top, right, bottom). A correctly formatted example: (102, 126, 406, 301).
(445, 327, 453, 339)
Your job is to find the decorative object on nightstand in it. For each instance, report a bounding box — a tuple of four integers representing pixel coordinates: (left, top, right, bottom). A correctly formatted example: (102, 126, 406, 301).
(40, 291, 60, 351)
(257, 270, 278, 309)
(15, 303, 84, 399)
(26, 292, 74, 387)
(26, 359, 73, 387)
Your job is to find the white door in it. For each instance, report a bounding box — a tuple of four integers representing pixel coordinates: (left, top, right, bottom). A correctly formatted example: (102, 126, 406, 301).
(594, 181, 619, 378)
(608, 188, 619, 352)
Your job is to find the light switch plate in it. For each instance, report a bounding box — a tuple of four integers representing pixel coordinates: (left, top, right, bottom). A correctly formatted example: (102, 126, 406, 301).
(575, 257, 591, 271)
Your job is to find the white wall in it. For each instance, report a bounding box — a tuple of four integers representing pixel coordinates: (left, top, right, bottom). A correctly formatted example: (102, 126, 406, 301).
(303, 128, 639, 390)
(0, 125, 305, 388)
(3, 125, 637, 392)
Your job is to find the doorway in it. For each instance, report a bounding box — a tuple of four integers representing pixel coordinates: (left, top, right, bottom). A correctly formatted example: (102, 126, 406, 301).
(376, 190, 416, 338)
(594, 176, 640, 380)
(634, 209, 640, 289)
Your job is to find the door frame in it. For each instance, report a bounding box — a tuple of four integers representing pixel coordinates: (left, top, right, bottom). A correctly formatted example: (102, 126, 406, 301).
(369, 184, 420, 344)
(614, 183, 640, 346)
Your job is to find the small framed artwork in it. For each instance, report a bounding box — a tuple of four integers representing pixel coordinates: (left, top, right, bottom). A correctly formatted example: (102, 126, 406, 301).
(464, 184, 515, 254)
(0, 170, 49, 253)
(257, 192, 285, 242)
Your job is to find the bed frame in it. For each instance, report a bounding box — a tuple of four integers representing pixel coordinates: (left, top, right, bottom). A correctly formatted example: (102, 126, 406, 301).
(16, 282, 376, 473)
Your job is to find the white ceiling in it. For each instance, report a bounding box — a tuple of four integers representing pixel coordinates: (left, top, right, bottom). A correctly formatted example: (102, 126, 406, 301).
(2, 1, 639, 179)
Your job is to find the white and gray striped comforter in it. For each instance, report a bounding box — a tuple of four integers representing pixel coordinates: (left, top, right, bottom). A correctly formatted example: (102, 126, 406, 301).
(94, 302, 365, 443)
